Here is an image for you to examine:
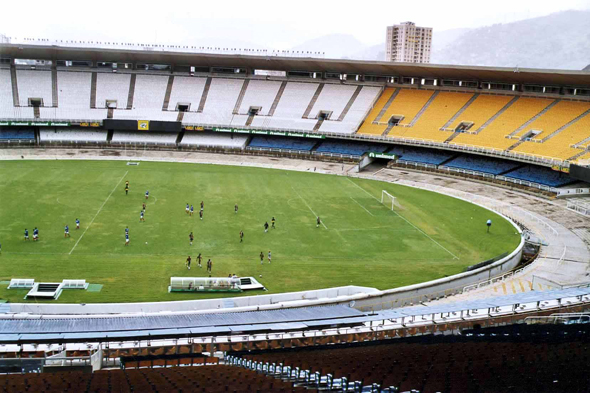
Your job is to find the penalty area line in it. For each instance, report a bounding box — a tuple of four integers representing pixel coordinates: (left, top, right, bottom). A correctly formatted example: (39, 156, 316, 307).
(350, 196, 374, 217)
(290, 186, 328, 229)
(346, 177, 460, 260)
(69, 170, 129, 255)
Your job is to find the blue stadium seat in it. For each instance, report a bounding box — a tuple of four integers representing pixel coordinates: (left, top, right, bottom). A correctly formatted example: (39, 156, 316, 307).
(315, 141, 388, 156)
(0, 128, 35, 140)
(443, 155, 522, 175)
(504, 165, 574, 187)
(389, 146, 455, 165)
(248, 136, 317, 151)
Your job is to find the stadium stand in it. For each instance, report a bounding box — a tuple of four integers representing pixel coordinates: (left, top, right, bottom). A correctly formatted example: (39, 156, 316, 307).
(248, 135, 318, 151)
(319, 86, 382, 134)
(0, 128, 35, 140)
(503, 165, 575, 187)
(235, 324, 590, 393)
(307, 84, 357, 119)
(111, 131, 178, 144)
(179, 132, 248, 148)
(166, 76, 207, 112)
(452, 97, 555, 150)
(442, 154, 522, 175)
(117, 74, 175, 121)
(94, 72, 131, 109)
(447, 94, 514, 131)
(191, 78, 244, 125)
(389, 91, 474, 141)
(0, 365, 308, 393)
(315, 140, 388, 156)
(57, 71, 103, 120)
(236, 80, 282, 116)
(40, 128, 108, 142)
(264, 82, 319, 130)
(513, 100, 590, 140)
(390, 145, 456, 165)
(16, 69, 53, 107)
(513, 109, 590, 160)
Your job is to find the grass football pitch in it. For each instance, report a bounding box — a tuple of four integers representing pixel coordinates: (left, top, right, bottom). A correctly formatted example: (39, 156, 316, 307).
(0, 160, 521, 303)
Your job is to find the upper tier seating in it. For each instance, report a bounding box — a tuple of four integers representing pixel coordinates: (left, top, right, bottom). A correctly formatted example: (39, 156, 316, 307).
(308, 84, 357, 120)
(315, 140, 388, 156)
(40, 128, 107, 142)
(388, 91, 474, 141)
(0, 128, 35, 140)
(16, 69, 53, 107)
(237, 80, 282, 116)
(179, 132, 248, 148)
(390, 146, 455, 165)
(197, 78, 244, 125)
(503, 165, 575, 187)
(442, 154, 522, 175)
(95, 72, 131, 109)
(262, 82, 319, 131)
(57, 71, 105, 120)
(166, 76, 207, 111)
(447, 94, 514, 131)
(319, 86, 381, 134)
(248, 135, 317, 151)
(111, 131, 178, 144)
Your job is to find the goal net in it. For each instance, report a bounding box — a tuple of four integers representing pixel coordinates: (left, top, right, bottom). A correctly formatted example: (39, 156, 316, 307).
(381, 190, 396, 211)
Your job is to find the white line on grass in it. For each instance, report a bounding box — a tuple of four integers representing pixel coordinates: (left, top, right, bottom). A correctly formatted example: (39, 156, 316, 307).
(346, 177, 459, 260)
(350, 196, 374, 217)
(290, 186, 328, 229)
(69, 170, 129, 255)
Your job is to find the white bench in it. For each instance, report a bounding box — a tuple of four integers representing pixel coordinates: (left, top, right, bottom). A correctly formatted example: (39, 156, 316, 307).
(62, 280, 88, 289)
(8, 279, 35, 289)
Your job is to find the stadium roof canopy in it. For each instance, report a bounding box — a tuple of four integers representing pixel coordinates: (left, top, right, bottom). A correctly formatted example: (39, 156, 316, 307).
(2, 43, 590, 88)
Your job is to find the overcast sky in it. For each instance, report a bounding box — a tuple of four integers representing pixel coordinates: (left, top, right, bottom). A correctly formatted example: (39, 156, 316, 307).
(2, 0, 589, 49)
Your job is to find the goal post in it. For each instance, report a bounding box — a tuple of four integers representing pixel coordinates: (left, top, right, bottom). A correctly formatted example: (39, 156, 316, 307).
(381, 190, 396, 211)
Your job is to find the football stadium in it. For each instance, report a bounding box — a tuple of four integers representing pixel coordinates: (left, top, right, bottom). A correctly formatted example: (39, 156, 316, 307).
(0, 38, 589, 392)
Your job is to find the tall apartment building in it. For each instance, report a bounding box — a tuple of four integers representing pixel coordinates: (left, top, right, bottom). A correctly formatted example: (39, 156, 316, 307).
(385, 22, 432, 63)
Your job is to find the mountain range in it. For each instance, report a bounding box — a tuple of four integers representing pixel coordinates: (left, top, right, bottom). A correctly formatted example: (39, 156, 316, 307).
(289, 10, 590, 70)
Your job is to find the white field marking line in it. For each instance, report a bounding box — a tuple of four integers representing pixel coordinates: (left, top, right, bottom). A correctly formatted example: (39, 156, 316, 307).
(69, 170, 129, 255)
(290, 186, 328, 229)
(346, 177, 459, 260)
(350, 196, 374, 217)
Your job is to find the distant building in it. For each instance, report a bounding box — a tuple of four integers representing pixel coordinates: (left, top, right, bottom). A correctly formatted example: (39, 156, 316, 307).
(385, 22, 432, 63)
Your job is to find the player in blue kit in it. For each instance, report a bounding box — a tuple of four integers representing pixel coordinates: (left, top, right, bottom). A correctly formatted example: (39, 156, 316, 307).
(33, 227, 39, 241)
(140, 211, 145, 222)
(64, 225, 70, 238)
(145, 190, 149, 200)
(24, 229, 29, 240)
(75, 218, 80, 230)
(125, 232, 130, 246)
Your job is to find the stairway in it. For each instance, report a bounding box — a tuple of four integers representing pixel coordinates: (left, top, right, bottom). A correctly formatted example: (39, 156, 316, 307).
(107, 108, 114, 119)
(10, 65, 19, 107)
(374, 88, 400, 123)
(540, 108, 590, 142)
(312, 117, 325, 131)
(245, 113, 255, 126)
(90, 72, 97, 108)
(475, 96, 519, 134)
(409, 91, 439, 126)
(233, 79, 250, 114)
(302, 83, 324, 119)
(51, 67, 58, 107)
(337, 85, 363, 121)
(197, 77, 212, 113)
(566, 149, 589, 162)
(508, 99, 560, 137)
(107, 130, 114, 142)
(268, 81, 287, 117)
(507, 139, 525, 151)
(441, 93, 479, 129)
(162, 75, 174, 111)
(33, 106, 40, 118)
(444, 131, 461, 143)
(175, 130, 185, 145)
(381, 123, 395, 136)
(126, 74, 136, 109)
(176, 111, 185, 122)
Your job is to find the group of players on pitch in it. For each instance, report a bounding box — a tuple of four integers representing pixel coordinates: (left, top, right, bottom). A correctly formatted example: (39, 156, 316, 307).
(124, 180, 150, 245)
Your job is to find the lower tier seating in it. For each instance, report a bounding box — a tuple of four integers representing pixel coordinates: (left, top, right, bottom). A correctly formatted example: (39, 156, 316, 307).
(315, 141, 388, 156)
(0, 128, 35, 140)
(390, 146, 455, 166)
(442, 154, 522, 175)
(248, 135, 318, 151)
(503, 165, 575, 187)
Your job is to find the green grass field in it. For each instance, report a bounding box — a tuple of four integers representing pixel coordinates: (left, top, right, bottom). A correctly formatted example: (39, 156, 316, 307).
(0, 160, 521, 303)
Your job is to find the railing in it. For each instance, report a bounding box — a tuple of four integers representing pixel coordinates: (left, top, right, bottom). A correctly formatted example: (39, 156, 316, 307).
(496, 175, 559, 193)
(525, 312, 590, 325)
